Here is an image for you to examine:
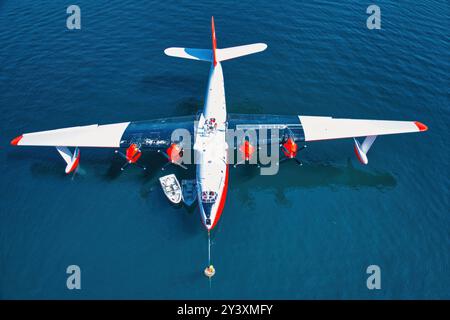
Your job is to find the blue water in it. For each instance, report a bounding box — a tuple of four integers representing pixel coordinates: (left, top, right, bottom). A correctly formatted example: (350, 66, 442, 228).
(1, 1, 449, 299)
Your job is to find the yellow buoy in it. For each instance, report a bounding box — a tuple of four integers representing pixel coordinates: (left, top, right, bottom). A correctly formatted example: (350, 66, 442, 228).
(204, 265, 215, 278)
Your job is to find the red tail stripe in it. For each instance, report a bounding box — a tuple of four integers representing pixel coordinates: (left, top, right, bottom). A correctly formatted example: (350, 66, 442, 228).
(211, 16, 217, 67)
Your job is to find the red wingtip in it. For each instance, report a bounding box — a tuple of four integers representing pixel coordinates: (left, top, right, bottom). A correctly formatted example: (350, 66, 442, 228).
(211, 16, 217, 67)
(414, 121, 428, 132)
(10, 135, 23, 146)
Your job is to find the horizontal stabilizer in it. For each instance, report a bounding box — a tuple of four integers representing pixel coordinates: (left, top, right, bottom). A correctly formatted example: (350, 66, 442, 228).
(164, 48, 212, 61)
(164, 43, 267, 63)
(217, 43, 267, 62)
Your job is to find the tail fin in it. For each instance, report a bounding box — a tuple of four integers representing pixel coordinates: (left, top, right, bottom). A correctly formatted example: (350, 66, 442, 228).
(164, 16, 267, 63)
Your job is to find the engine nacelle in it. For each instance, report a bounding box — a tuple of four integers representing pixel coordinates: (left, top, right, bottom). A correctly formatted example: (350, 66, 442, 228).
(166, 143, 184, 163)
(238, 140, 255, 161)
(126, 143, 142, 163)
(281, 137, 298, 158)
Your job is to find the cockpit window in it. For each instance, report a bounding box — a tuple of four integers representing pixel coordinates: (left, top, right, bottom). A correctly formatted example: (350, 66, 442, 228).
(204, 118, 217, 134)
(201, 191, 217, 203)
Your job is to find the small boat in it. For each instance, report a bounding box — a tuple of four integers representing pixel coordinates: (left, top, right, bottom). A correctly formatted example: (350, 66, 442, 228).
(204, 265, 215, 278)
(181, 179, 197, 207)
(159, 174, 182, 204)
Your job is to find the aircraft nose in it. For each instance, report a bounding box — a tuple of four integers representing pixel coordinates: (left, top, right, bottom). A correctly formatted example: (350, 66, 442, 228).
(201, 202, 214, 228)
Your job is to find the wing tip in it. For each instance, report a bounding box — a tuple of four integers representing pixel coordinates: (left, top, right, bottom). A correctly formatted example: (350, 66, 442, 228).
(164, 47, 174, 56)
(414, 121, 428, 132)
(10, 135, 23, 146)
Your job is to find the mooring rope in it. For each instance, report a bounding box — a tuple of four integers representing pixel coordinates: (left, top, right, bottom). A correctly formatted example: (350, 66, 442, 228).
(208, 230, 211, 266)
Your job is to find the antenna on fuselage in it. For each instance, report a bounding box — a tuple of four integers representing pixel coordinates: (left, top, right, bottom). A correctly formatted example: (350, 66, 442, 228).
(204, 230, 215, 285)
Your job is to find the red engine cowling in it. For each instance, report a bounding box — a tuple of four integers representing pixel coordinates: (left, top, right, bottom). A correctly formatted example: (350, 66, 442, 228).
(166, 143, 184, 163)
(282, 137, 298, 158)
(239, 140, 255, 161)
(126, 144, 142, 163)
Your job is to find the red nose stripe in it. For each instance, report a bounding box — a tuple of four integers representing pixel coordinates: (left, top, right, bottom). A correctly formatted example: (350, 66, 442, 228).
(210, 165, 229, 230)
(10, 135, 23, 146)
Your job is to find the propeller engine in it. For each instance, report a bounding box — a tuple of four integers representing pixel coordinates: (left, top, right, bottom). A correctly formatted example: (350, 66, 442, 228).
(234, 139, 257, 167)
(280, 135, 306, 166)
(281, 137, 298, 159)
(240, 140, 255, 161)
(158, 143, 187, 170)
(115, 143, 146, 171)
(126, 144, 142, 163)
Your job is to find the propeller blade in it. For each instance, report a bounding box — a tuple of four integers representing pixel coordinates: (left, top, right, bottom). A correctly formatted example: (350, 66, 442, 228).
(234, 160, 245, 168)
(115, 150, 128, 161)
(158, 150, 187, 169)
(158, 150, 170, 160)
(136, 163, 147, 170)
(294, 157, 303, 166)
(176, 162, 188, 170)
(161, 162, 171, 171)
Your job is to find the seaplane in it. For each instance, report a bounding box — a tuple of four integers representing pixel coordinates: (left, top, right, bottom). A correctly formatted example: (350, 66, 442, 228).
(10, 17, 427, 239)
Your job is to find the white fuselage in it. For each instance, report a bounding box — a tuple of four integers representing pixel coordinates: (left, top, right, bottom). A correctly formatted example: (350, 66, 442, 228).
(194, 63, 228, 230)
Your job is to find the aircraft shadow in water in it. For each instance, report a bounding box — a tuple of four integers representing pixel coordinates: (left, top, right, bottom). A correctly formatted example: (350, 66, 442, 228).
(232, 158, 397, 207)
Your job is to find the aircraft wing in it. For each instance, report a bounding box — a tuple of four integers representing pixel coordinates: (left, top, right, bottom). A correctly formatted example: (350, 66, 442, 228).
(12, 113, 427, 148)
(11, 113, 427, 170)
(298, 116, 427, 142)
(227, 114, 305, 144)
(227, 114, 427, 143)
(11, 115, 196, 150)
(227, 113, 427, 165)
(12, 122, 130, 148)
